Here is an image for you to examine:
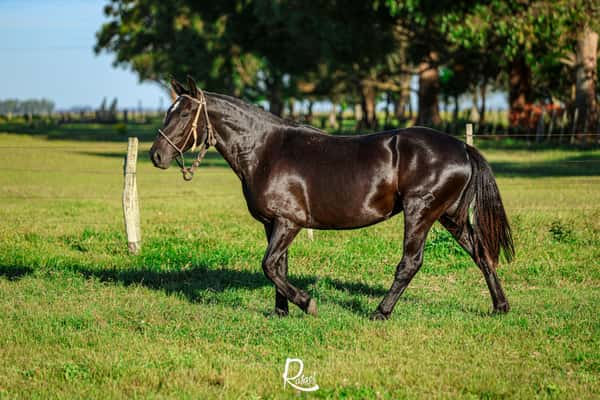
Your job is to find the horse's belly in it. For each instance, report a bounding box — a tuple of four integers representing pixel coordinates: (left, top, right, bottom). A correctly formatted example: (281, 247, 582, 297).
(307, 176, 398, 229)
(259, 139, 398, 228)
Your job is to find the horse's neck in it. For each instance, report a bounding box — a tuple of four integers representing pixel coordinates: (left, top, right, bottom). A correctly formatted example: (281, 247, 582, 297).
(206, 94, 275, 180)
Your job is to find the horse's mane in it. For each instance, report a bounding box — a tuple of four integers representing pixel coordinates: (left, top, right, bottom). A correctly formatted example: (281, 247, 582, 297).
(207, 91, 326, 134)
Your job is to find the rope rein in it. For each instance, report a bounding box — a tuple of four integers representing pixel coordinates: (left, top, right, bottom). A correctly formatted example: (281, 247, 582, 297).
(158, 89, 217, 181)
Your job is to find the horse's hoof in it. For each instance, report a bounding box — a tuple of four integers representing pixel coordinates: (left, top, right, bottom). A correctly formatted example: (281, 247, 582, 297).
(493, 302, 510, 314)
(274, 307, 289, 317)
(306, 299, 318, 316)
(370, 310, 389, 321)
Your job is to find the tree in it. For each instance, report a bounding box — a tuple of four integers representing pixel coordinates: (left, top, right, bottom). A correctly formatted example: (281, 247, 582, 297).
(386, 0, 476, 126)
(95, 1, 254, 96)
(96, 0, 398, 119)
(574, 25, 598, 132)
(561, 0, 600, 132)
(440, 0, 593, 129)
(109, 98, 118, 122)
(0, 99, 55, 115)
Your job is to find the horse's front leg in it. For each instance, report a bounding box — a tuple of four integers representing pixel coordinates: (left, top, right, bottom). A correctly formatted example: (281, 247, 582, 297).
(264, 223, 289, 316)
(262, 218, 317, 316)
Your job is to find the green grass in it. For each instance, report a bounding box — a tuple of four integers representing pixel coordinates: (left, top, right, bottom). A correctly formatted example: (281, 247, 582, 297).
(0, 126, 599, 399)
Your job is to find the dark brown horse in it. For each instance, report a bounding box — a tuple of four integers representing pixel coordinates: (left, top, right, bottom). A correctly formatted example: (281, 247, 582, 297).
(149, 77, 514, 320)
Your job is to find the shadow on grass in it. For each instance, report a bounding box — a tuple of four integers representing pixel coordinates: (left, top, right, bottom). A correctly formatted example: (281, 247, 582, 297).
(491, 153, 600, 177)
(476, 137, 600, 151)
(0, 262, 387, 316)
(0, 265, 34, 280)
(0, 121, 160, 142)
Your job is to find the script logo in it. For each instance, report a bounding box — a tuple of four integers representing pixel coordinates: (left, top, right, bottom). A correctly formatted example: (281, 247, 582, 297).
(282, 358, 319, 392)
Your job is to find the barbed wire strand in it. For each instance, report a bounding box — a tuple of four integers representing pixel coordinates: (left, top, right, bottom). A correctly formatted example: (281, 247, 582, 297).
(0, 133, 599, 149)
(0, 158, 599, 176)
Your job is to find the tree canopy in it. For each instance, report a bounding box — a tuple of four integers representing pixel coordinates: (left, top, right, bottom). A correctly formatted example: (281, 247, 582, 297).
(95, 0, 600, 129)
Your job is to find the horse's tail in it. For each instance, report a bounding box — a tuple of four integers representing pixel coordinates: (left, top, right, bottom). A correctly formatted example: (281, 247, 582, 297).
(458, 145, 515, 266)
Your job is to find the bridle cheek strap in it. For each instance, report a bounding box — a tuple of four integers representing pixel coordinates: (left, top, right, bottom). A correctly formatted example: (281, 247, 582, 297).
(158, 90, 217, 181)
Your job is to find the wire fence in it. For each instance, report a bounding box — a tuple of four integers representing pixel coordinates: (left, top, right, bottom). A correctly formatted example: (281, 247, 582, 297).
(1, 134, 599, 216)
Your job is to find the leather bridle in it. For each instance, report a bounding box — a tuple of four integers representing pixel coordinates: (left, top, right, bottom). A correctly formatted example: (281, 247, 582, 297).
(158, 90, 217, 181)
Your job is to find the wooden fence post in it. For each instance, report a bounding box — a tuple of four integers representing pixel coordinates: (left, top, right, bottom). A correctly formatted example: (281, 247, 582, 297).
(123, 137, 141, 254)
(466, 123, 473, 146)
(465, 124, 475, 224)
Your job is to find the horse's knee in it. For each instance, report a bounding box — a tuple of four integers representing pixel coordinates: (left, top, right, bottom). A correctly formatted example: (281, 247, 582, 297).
(395, 254, 423, 280)
(262, 260, 278, 282)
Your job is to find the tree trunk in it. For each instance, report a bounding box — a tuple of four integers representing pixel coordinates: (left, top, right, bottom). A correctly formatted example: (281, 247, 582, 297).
(394, 98, 404, 121)
(575, 25, 598, 133)
(328, 102, 338, 129)
(337, 104, 345, 129)
(470, 88, 480, 122)
(453, 94, 459, 124)
(267, 76, 284, 117)
(359, 80, 378, 129)
(508, 57, 533, 128)
(417, 51, 441, 126)
(395, 73, 411, 122)
(479, 81, 487, 125)
(354, 103, 363, 124)
(307, 100, 314, 123)
(287, 98, 295, 120)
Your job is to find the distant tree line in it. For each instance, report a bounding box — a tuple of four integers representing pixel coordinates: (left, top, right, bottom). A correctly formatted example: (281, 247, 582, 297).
(96, 97, 119, 123)
(0, 99, 55, 115)
(94, 0, 598, 133)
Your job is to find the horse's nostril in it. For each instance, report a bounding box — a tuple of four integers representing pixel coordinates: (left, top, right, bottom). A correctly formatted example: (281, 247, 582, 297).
(153, 151, 162, 164)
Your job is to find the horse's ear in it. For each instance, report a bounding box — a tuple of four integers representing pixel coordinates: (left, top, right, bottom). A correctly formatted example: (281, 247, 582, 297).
(171, 79, 186, 96)
(186, 75, 199, 98)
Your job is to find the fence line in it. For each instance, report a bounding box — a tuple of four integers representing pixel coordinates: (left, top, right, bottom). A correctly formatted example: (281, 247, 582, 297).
(0, 194, 240, 200)
(1, 158, 599, 176)
(0, 146, 142, 150)
(0, 167, 118, 175)
(0, 133, 599, 151)
(472, 133, 600, 138)
(0, 167, 234, 175)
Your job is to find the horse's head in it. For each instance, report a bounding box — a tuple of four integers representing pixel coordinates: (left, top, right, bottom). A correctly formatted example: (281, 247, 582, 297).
(149, 76, 211, 169)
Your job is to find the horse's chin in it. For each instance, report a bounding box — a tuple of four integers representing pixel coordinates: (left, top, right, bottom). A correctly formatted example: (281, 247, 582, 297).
(155, 162, 171, 170)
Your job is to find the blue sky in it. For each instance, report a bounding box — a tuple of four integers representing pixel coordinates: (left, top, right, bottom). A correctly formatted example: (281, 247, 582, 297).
(0, 0, 507, 111)
(0, 0, 166, 110)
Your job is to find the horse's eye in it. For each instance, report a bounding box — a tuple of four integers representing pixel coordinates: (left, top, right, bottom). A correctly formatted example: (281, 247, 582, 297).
(180, 111, 190, 118)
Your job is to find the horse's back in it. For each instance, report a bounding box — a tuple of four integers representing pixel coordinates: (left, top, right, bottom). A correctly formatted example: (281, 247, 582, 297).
(253, 126, 471, 229)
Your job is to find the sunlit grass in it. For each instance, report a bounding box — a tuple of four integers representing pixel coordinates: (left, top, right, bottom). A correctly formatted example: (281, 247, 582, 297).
(0, 130, 599, 399)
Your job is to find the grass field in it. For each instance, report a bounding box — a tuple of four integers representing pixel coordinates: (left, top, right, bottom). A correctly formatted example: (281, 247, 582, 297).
(0, 123, 599, 399)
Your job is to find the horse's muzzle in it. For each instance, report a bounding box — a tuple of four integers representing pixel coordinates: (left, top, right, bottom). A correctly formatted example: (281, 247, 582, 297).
(149, 149, 170, 169)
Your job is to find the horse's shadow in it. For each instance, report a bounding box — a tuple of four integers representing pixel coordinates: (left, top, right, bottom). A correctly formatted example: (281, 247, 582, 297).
(0, 263, 388, 316)
(0, 265, 33, 280)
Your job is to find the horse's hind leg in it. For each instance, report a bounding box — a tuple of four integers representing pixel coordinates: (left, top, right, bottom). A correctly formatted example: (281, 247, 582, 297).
(439, 214, 509, 313)
(262, 218, 316, 316)
(372, 200, 440, 320)
(264, 223, 289, 316)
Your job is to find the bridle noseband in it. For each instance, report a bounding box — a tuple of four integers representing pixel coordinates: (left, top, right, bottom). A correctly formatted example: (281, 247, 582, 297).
(158, 90, 217, 181)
